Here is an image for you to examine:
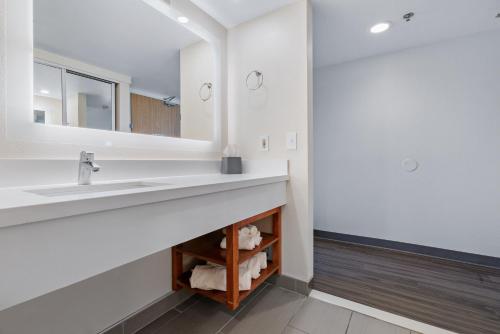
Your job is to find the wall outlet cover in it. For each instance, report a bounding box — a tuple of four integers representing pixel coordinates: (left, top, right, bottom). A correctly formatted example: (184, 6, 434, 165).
(259, 135, 269, 151)
(287, 132, 297, 150)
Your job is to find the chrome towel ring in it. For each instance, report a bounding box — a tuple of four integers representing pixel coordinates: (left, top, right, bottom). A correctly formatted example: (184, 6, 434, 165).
(246, 70, 264, 90)
(199, 82, 213, 102)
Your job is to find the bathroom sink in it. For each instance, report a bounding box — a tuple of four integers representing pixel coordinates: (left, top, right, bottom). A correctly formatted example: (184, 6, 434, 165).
(25, 181, 172, 197)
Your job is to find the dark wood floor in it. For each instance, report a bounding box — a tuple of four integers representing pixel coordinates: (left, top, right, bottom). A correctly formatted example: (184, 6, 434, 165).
(312, 237, 500, 334)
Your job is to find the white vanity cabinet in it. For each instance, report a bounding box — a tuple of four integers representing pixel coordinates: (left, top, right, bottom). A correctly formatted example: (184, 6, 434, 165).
(0, 162, 288, 312)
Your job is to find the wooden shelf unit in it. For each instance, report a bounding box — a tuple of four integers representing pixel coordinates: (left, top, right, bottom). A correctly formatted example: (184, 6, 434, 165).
(172, 207, 282, 310)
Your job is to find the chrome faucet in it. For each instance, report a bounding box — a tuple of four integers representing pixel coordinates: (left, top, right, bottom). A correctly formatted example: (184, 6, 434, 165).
(78, 151, 100, 185)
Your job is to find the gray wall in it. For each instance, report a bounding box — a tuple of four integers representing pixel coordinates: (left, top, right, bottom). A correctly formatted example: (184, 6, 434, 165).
(314, 30, 500, 257)
(0, 250, 171, 334)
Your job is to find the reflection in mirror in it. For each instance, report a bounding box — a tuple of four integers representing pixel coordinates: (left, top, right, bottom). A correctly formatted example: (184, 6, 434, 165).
(33, 62, 63, 125)
(33, 0, 214, 141)
(66, 71, 115, 131)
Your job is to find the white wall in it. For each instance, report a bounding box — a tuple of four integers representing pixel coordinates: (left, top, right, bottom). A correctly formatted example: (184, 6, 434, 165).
(180, 40, 214, 141)
(228, 0, 314, 281)
(314, 30, 500, 258)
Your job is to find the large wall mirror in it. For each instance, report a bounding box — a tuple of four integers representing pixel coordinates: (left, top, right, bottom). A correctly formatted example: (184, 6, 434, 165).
(33, 0, 215, 142)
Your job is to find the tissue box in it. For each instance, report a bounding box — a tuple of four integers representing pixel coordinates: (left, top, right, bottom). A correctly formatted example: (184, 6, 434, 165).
(221, 157, 242, 174)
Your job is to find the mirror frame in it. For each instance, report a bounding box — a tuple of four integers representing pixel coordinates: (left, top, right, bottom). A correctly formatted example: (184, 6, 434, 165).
(2, 0, 224, 156)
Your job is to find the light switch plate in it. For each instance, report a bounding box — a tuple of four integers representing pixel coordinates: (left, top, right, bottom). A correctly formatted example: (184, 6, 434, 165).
(259, 135, 269, 151)
(286, 132, 297, 150)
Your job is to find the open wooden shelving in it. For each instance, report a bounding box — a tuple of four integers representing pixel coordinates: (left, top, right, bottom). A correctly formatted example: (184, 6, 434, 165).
(172, 207, 282, 310)
(174, 231, 279, 266)
(176, 261, 280, 305)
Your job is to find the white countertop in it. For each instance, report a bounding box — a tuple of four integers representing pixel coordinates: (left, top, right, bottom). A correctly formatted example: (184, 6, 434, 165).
(0, 172, 289, 229)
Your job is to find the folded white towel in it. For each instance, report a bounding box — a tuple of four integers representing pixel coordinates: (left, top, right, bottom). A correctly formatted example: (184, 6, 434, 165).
(241, 255, 262, 279)
(220, 232, 263, 250)
(257, 252, 268, 269)
(207, 259, 261, 280)
(253, 232, 263, 246)
(238, 266, 252, 290)
(247, 225, 259, 237)
(222, 225, 259, 236)
(189, 265, 226, 291)
(220, 234, 256, 250)
(240, 225, 259, 236)
(190, 264, 252, 291)
(220, 225, 262, 250)
(239, 227, 250, 236)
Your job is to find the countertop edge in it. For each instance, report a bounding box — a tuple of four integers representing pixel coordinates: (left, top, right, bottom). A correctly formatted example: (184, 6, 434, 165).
(0, 174, 289, 229)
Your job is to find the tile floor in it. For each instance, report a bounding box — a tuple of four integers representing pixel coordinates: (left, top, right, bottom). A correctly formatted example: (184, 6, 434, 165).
(136, 284, 419, 334)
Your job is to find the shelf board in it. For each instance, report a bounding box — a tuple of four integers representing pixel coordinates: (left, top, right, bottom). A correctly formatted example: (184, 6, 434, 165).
(177, 261, 279, 305)
(238, 207, 280, 228)
(175, 231, 279, 266)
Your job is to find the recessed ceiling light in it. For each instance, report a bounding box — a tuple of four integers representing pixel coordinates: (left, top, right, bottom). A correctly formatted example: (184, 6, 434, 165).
(370, 22, 391, 34)
(40, 89, 50, 95)
(177, 16, 189, 24)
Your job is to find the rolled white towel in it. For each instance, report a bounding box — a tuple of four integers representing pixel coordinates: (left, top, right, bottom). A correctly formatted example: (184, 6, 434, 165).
(241, 255, 262, 279)
(190, 264, 252, 291)
(238, 266, 252, 291)
(257, 252, 268, 269)
(247, 225, 259, 237)
(222, 225, 259, 236)
(220, 234, 256, 250)
(239, 227, 251, 236)
(253, 232, 263, 247)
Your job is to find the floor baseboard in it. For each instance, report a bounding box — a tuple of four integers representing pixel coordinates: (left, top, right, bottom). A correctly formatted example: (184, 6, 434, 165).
(314, 230, 500, 269)
(100, 289, 193, 334)
(266, 274, 311, 296)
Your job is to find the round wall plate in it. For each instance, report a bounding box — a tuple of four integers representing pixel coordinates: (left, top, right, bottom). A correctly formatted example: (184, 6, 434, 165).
(402, 158, 419, 172)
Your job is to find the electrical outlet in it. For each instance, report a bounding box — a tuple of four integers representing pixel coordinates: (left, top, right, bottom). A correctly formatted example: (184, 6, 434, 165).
(286, 132, 297, 150)
(259, 135, 269, 151)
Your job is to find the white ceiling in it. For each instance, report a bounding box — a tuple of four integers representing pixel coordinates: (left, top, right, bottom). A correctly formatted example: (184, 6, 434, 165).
(190, 0, 299, 28)
(35, 0, 500, 90)
(314, 0, 500, 68)
(34, 0, 202, 98)
(190, 0, 500, 68)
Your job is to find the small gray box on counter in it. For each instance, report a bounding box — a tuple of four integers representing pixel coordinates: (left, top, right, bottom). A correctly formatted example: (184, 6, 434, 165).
(221, 157, 242, 174)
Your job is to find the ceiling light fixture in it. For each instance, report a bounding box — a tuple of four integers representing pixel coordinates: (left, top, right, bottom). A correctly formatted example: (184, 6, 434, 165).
(40, 89, 50, 95)
(177, 16, 189, 24)
(370, 22, 391, 34)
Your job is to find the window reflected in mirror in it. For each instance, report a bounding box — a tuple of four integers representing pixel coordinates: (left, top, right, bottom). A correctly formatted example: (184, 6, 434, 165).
(66, 71, 115, 131)
(33, 0, 214, 141)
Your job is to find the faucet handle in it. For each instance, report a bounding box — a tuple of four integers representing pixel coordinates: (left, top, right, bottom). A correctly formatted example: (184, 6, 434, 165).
(80, 151, 95, 162)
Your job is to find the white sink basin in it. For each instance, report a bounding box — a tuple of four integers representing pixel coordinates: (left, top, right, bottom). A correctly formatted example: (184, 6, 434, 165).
(26, 181, 172, 197)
